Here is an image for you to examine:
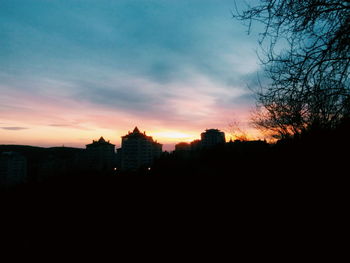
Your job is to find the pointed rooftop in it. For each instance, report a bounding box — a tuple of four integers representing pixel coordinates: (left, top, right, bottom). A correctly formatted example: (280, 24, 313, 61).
(98, 136, 106, 143)
(86, 136, 115, 148)
(123, 126, 153, 140)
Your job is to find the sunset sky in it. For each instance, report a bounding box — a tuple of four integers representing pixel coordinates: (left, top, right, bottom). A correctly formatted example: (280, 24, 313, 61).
(0, 0, 262, 150)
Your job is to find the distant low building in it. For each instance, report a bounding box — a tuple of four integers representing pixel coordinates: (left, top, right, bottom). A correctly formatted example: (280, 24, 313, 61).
(175, 142, 191, 151)
(201, 129, 226, 148)
(86, 137, 115, 172)
(190, 139, 202, 151)
(0, 152, 27, 187)
(119, 127, 162, 171)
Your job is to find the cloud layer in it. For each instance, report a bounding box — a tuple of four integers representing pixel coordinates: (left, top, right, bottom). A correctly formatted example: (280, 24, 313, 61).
(0, 0, 261, 149)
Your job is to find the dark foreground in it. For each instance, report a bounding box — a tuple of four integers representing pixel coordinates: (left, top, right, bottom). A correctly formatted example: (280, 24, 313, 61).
(2, 128, 347, 258)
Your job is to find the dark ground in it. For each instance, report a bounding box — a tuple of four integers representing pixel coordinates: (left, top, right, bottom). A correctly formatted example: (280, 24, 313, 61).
(1, 121, 348, 256)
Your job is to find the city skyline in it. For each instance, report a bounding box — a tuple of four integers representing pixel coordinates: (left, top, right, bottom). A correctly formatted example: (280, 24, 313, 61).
(0, 0, 262, 151)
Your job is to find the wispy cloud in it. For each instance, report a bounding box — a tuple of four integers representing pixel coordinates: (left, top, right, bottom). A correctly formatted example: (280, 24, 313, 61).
(1, 127, 29, 131)
(48, 123, 92, 131)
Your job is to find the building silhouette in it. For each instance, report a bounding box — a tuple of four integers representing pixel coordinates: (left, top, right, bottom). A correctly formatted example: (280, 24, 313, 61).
(118, 127, 162, 171)
(0, 152, 27, 187)
(190, 139, 202, 151)
(175, 142, 191, 151)
(86, 137, 115, 172)
(200, 129, 226, 148)
(175, 129, 226, 153)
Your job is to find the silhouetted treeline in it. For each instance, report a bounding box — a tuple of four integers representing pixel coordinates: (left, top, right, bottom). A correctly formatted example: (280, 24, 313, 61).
(150, 140, 269, 176)
(151, 119, 350, 176)
(1, 119, 349, 195)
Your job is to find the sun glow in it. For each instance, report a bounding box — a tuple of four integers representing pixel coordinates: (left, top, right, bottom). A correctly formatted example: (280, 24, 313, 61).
(151, 131, 198, 142)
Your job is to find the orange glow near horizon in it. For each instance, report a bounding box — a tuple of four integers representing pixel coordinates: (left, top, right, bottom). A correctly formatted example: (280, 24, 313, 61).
(1, 122, 264, 151)
(0, 84, 263, 151)
(150, 131, 199, 143)
(1, 127, 198, 151)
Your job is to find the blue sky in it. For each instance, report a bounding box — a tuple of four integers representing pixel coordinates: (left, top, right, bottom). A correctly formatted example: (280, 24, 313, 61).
(0, 0, 262, 149)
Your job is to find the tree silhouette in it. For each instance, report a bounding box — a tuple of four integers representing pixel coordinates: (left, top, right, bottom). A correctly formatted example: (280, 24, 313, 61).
(233, 0, 350, 138)
(227, 119, 249, 141)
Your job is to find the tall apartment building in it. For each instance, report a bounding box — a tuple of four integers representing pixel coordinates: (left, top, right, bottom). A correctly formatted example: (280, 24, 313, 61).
(86, 137, 115, 172)
(119, 127, 162, 171)
(201, 129, 226, 148)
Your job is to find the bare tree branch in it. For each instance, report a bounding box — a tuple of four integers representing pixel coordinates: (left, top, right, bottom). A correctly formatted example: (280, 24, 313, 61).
(233, 0, 350, 138)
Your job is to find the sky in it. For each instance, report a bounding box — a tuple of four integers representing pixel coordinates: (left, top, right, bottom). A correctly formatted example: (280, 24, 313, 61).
(0, 0, 262, 151)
